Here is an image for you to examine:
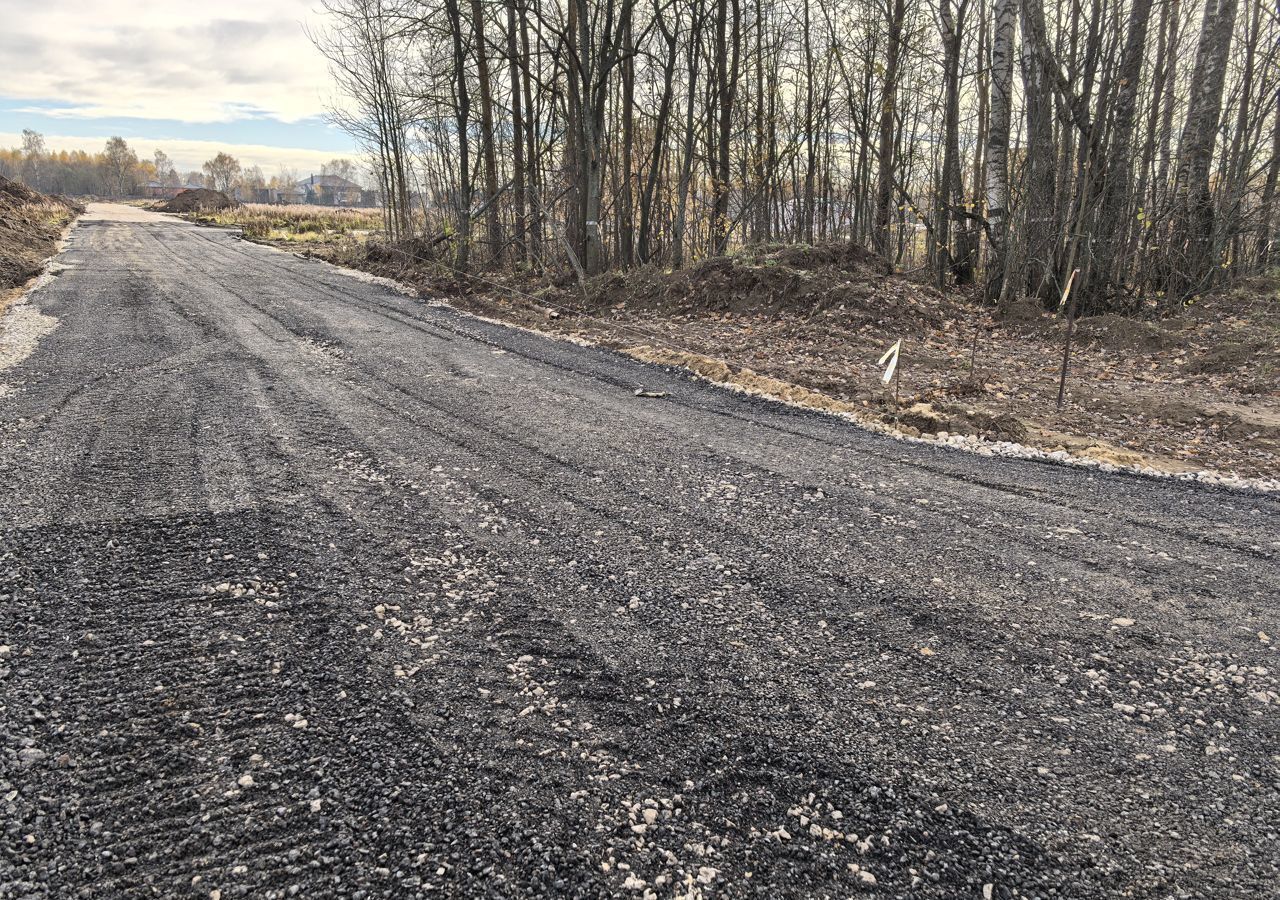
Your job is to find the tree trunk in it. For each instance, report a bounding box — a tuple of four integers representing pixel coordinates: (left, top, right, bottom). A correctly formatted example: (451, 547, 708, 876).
(638, 0, 679, 263)
(801, 0, 817, 245)
(1171, 0, 1240, 301)
(1257, 88, 1280, 267)
(711, 0, 740, 255)
(469, 0, 502, 263)
(1080, 0, 1152, 313)
(936, 0, 971, 287)
(872, 0, 906, 260)
(519, 0, 542, 264)
(672, 1, 704, 269)
(618, 8, 636, 266)
(505, 0, 528, 265)
(1155, 0, 1182, 212)
(1222, 0, 1263, 279)
(984, 0, 1017, 301)
(564, 0, 584, 265)
(445, 0, 473, 270)
(1018, 0, 1059, 306)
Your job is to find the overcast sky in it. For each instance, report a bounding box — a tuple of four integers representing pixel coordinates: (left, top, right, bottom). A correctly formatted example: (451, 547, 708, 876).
(0, 0, 360, 175)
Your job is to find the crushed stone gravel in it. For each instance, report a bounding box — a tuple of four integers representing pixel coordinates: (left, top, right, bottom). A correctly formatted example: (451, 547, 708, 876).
(1, 204, 1277, 899)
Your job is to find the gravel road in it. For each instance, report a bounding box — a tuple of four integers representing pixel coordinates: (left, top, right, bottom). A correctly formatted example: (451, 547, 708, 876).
(1, 204, 1277, 899)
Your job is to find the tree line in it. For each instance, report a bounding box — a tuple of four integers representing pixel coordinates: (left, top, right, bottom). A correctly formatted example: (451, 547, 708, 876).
(316, 0, 1280, 313)
(0, 131, 366, 202)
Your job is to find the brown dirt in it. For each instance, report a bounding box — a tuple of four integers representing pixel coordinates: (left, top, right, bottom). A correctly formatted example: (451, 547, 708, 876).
(0, 176, 82, 297)
(298, 237, 1280, 479)
(159, 189, 236, 213)
(1070, 314, 1172, 352)
(581, 243, 934, 327)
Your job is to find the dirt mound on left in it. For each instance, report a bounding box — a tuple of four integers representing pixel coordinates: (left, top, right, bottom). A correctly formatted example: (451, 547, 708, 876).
(0, 175, 83, 291)
(160, 189, 236, 213)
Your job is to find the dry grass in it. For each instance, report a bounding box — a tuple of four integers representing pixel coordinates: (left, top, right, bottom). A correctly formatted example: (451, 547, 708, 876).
(184, 203, 384, 243)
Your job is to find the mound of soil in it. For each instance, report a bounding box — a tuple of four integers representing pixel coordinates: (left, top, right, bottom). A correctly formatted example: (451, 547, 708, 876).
(0, 177, 44, 206)
(1184, 341, 1249, 375)
(1071, 313, 1171, 351)
(0, 175, 82, 291)
(994, 296, 1046, 324)
(896, 401, 1027, 442)
(579, 241, 942, 327)
(160, 189, 236, 213)
(757, 241, 893, 273)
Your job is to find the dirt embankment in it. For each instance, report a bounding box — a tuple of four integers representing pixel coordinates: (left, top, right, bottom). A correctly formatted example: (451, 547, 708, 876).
(297, 236, 1280, 480)
(0, 176, 82, 295)
(159, 189, 236, 213)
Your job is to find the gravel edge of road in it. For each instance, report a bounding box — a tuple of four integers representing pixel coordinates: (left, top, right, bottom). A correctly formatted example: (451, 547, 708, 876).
(0, 216, 78, 317)
(640, 353, 1280, 494)
(286, 238, 1280, 496)
(0, 221, 79, 381)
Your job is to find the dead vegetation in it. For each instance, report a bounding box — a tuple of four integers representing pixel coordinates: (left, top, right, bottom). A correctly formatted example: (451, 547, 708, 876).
(0, 176, 81, 298)
(175, 203, 383, 244)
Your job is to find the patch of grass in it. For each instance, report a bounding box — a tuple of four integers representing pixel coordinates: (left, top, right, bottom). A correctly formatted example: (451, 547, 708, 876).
(187, 203, 383, 244)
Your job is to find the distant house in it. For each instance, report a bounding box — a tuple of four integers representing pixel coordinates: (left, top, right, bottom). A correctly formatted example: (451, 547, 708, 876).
(298, 174, 365, 207)
(274, 184, 307, 205)
(140, 180, 194, 200)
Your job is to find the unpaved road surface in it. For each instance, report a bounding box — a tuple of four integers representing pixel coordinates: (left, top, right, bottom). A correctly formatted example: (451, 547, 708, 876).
(1, 205, 1277, 898)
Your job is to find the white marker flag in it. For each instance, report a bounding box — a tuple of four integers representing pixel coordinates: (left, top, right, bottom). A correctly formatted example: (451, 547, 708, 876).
(878, 339, 902, 384)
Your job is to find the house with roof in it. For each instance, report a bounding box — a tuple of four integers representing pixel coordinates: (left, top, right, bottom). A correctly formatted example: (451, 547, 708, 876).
(274, 184, 307, 205)
(299, 174, 364, 207)
(140, 180, 201, 200)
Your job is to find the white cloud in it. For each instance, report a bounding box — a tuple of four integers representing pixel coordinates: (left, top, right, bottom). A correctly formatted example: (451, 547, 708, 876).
(0, 131, 362, 177)
(0, 0, 339, 124)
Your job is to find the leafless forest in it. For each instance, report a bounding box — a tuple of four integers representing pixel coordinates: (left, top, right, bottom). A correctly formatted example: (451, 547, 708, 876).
(314, 0, 1279, 315)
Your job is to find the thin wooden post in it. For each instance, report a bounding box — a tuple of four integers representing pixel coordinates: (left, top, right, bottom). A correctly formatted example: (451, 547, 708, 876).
(895, 338, 903, 405)
(1056, 268, 1082, 409)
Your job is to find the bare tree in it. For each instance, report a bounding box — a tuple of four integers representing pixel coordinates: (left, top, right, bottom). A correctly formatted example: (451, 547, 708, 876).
(1172, 0, 1240, 300)
(872, 0, 907, 259)
(322, 158, 362, 183)
(153, 150, 178, 187)
(297, 0, 1277, 312)
(102, 137, 139, 197)
(21, 130, 48, 192)
(983, 0, 1017, 301)
(202, 152, 242, 194)
(469, 0, 503, 262)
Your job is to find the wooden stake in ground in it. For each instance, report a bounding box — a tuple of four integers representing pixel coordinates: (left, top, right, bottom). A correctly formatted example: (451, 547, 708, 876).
(1056, 268, 1082, 409)
(879, 338, 903, 404)
(968, 318, 982, 380)
(896, 340, 903, 405)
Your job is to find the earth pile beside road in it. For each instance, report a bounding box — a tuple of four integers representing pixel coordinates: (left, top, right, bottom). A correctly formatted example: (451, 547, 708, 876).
(0, 176, 81, 298)
(158, 187, 236, 213)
